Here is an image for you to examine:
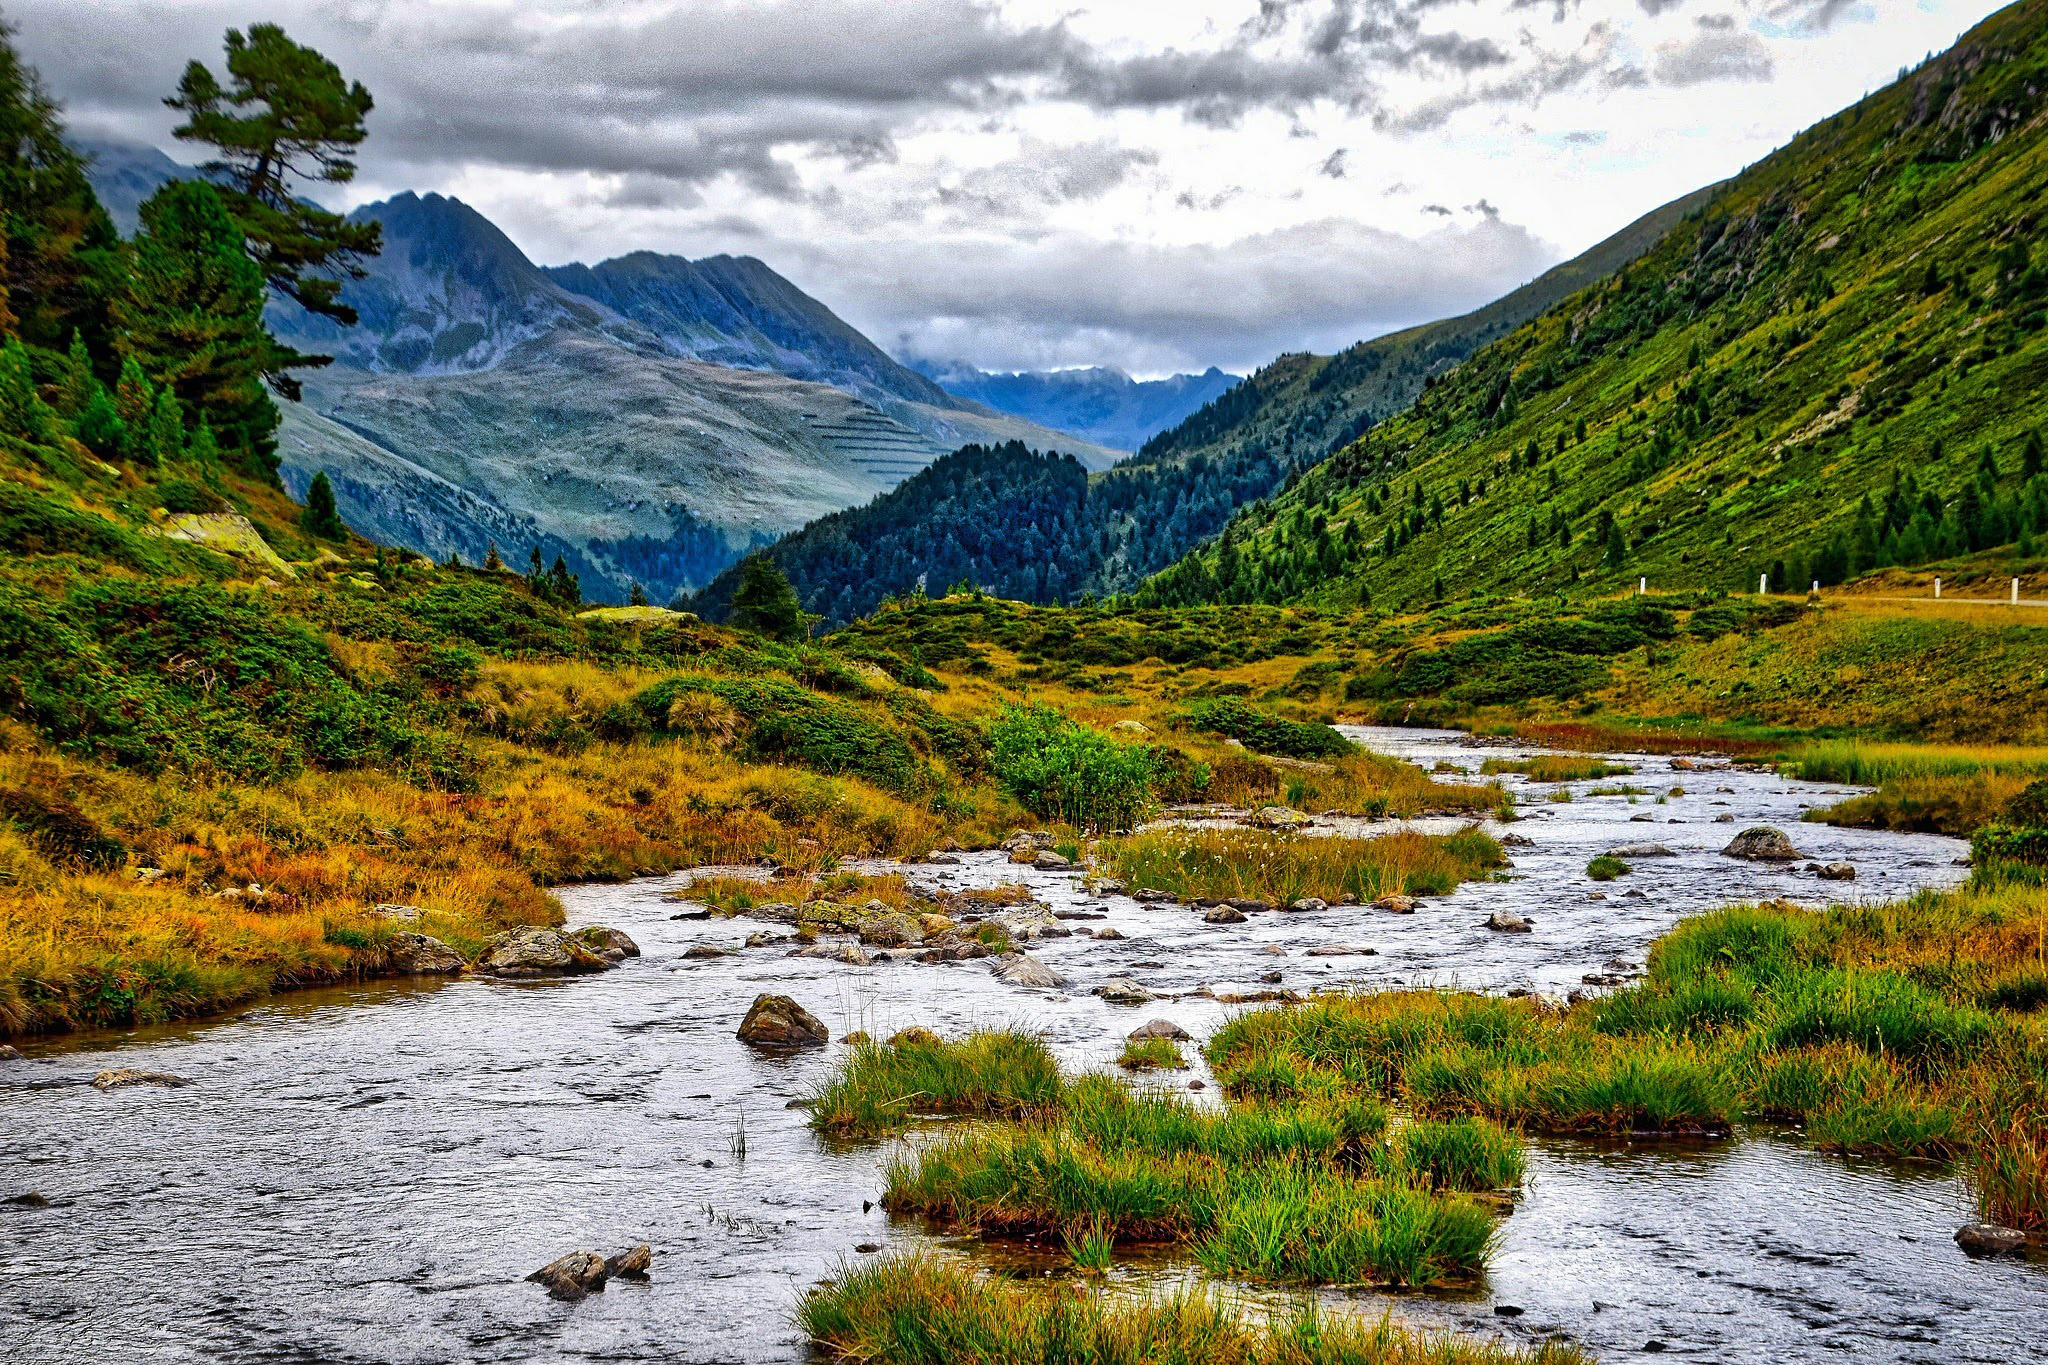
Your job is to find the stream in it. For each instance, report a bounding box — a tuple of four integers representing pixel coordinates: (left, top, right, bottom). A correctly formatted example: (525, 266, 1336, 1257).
(3, 726, 2043, 1363)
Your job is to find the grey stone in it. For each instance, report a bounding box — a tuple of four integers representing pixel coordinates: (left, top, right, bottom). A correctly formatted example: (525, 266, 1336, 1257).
(1816, 862, 1857, 881)
(476, 927, 610, 977)
(385, 932, 465, 975)
(1094, 977, 1157, 1005)
(736, 994, 829, 1047)
(1284, 897, 1328, 913)
(605, 1244, 652, 1279)
(1955, 1223, 2028, 1255)
(1127, 1018, 1191, 1042)
(791, 942, 872, 966)
(991, 953, 1066, 989)
(1605, 844, 1675, 859)
(91, 1069, 192, 1089)
(1722, 826, 1801, 861)
(1203, 905, 1247, 924)
(1485, 912, 1533, 934)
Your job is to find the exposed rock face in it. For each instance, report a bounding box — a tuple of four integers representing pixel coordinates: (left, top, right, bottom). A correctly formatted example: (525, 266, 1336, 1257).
(1485, 912, 1533, 933)
(1955, 1223, 2029, 1255)
(991, 953, 1066, 989)
(528, 1251, 609, 1300)
(385, 932, 466, 974)
(736, 994, 829, 1047)
(1606, 844, 1675, 859)
(91, 1069, 192, 1089)
(1722, 826, 1801, 861)
(475, 927, 611, 977)
(1127, 1018, 1191, 1041)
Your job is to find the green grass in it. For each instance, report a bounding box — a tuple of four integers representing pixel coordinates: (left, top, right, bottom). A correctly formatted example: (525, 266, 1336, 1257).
(1586, 855, 1630, 881)
(1482, 755, 1633, 782)
(798, 1253, 1597, 1365)
(1384, 1116, 1527, 1192)
(1117, 1036, 1189, 1070)
(1101, 826, 1502, 905)
(808, 1030, 1066, 1136)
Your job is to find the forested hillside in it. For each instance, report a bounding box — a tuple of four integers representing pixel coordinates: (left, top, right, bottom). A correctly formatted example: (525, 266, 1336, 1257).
(1140, 0, 2048, 610)
(694, 187, 1711, 627)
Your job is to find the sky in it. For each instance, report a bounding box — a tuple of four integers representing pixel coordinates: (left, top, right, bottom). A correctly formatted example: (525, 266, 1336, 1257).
(11, 0, 2011, 377)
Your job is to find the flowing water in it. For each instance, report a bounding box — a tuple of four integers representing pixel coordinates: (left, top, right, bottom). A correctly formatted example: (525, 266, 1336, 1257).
(3, 727, 2042, 1363)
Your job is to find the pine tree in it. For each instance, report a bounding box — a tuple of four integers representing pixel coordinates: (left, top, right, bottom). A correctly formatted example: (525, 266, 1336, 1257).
(300, 470, 346, 540)
(2025, 432, 2044, 481)
(113, 355, 157, 466)
(167, 23, 380, 389)
(483, 541, 503, 572)
(1603, 519, 1626, 570)
(545, 554, 580, 608)
(58, 329, 96, 415)
(629, 581, 649, 607)
(116, 181, 280, 478)
(145, 387, 183, 463)
(728, 555, 809, 642)
(0, 336, 51, 441)
(73, 383, 123, 458)
(0, 30, 122, 354)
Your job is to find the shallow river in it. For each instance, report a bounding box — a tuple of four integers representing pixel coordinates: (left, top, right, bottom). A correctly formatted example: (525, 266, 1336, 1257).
(4, 727, 2043, 1363)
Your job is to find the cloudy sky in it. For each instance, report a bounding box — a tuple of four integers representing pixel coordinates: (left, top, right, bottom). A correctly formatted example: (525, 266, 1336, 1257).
(12, 0, 2006, 376)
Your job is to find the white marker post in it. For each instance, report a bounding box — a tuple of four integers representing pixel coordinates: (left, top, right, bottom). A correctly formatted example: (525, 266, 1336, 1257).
(1811, 580, 1820, 594)
(1638, 576, 1647, 596)
(1934, 577, 1942, 600)
(2015, 577, 2022, 605)
(1759, 573, 1768, 595)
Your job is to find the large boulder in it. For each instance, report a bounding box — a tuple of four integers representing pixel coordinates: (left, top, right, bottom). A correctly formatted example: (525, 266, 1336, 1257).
(737, 994, 829, 1046)
(1127, 1018, 1191, 1042)
(528, 1251, 609, 1301)
(1032, 850, 1073, 871)
(1721, 827, 1801, 861)
(1203, 905, 1247, 924)
(475, 927, 610, 978)
(991, 953, 1067, 989)
(385, 932, 465, 975)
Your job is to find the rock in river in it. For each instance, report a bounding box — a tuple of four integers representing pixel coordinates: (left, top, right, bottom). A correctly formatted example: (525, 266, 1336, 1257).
(574, 926, 641, 962)
(736, 994, 829, 1047)
(605, 1244, 652, 1279)
(475, 927, 611, 978)
(1284, 897, 1328, 913)
(1095, 977, 1157, 1005)
(385, 932, 465, 975)
(990, 953, 1066, 989)
(91, 1069, 192, 1089)
(1373, 894, 1418, 914)
(1127, 1018, 1191, 1042)
(1955, 1223, 2029, 1256)
(1203, 905, 1247, 924)
(1605, 844, 1675, 859)
(1722, 826, 1801, 861)
(1485, 912, 1533, 934)
(1815, 862, 1857, 881)
(528, 1250, 609, 1300)
(791, 942, 872, 966)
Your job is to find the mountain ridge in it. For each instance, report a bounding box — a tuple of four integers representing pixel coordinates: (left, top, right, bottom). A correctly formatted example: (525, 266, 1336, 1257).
(909, 360, 1240, 452)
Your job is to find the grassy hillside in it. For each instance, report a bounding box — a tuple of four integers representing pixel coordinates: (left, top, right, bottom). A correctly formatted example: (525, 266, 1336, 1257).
(694, 184, 1712, 628)
(1140, 0, 2048, 611)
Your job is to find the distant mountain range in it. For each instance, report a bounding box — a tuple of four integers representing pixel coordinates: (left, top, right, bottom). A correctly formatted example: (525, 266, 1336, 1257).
(692, 182, 1716, 627)
(908, 361, 1239, 453)
(79, 141, 1118, 603)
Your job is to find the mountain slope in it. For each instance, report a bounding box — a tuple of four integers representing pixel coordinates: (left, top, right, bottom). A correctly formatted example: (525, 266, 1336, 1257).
(695, 183, 1716, 627)
(1138, 0, 2048, 613)
(912, 362, 1240, 452)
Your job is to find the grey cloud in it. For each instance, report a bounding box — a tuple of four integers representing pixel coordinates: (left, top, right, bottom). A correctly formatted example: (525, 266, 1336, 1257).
(1319, 148, 1351, 178)
(1766, 0, 1873, 35)
(1465, 198, 1502, 218)
(1654, 30, 1774, 86)
(800, 213, 1555, 374)
(933, 142, 1157, 217)
(1423, 203, 1454, 215)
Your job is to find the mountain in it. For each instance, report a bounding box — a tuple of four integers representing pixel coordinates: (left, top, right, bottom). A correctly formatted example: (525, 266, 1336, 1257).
(77, 151, 1117, 601)
(692, 184, 1715, 628)
(1137, 0, 2048, 612)
(911, 361, 1240, 452)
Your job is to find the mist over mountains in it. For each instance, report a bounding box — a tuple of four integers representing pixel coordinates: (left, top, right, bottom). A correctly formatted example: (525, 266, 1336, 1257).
(906, 361, 1239, 454)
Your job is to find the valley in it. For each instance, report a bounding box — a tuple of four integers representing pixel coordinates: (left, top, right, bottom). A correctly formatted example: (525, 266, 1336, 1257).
(4, 5, 2048, 1365)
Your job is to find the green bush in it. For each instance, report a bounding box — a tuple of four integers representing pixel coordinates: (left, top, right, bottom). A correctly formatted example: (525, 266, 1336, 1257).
(1180, 697, 1355, 759)
(1587, 855, 1630, 881)
(156, 479, 227, 515)
(987, 704, 1157, 831)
